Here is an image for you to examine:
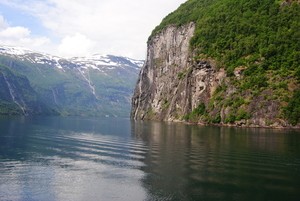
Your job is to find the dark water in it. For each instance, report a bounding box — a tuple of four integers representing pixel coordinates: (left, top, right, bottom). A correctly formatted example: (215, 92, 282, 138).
(0, 116, 299, 201)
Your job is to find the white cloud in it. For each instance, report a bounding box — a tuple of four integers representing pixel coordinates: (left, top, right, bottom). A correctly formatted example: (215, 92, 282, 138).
(0, 26, 30, 38)
(0, 15, 50, 48)
(0, 15, 9, 29)
(0, 0, 187, 59)
(58, 33, 95, 57)
(30, 37, 51, 47)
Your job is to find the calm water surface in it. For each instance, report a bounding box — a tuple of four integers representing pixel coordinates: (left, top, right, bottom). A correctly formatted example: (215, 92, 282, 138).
(0, 116, 299, 201)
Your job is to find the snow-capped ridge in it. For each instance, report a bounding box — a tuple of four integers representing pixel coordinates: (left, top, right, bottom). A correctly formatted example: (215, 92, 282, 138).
(0, 45, 144, 70)
(69, 54, 144, 68)
(0, 45, 34, 55)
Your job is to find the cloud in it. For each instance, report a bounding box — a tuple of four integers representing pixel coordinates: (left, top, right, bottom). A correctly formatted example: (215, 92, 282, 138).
(0, 26, 30, 38)
(0, 0, 187, 59)
(0, 15, 50, 48)
(0, 15, 9, 29)
(58, 33, 95, 57)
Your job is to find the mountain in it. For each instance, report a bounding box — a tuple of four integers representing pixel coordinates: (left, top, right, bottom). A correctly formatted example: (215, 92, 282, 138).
(131, 0, 300, 128)
(0, 63, 55, 115)
(0, 45, 143, 117)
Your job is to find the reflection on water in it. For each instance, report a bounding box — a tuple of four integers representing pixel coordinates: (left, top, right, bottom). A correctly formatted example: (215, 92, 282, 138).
(0, 116, 300, 201)
(132, 120, 300, 201)
(0, 116, 147, 201)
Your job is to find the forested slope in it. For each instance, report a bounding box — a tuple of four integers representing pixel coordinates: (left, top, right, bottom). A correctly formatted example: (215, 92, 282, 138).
(152, 0, 299, 74)
(132, 0, 300, 127)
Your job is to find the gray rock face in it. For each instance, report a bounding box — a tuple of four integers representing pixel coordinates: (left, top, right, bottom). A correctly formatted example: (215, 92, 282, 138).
(131, 23, 296, 128)
(131, 22, 226, 121)
(132, 23, 195, 120)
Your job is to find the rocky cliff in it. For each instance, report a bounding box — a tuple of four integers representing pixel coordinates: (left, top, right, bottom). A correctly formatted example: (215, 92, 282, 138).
(132, 22, 198, 120)
(131, 22, 299, 128)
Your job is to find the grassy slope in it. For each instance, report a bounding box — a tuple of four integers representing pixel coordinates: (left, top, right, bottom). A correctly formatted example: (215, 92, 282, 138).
(0, 64, 54, 115)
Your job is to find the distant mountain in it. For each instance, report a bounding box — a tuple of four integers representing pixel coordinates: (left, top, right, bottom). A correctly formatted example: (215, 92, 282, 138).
(0, 63, 55, 115)
(0, 45, 144, 70)
(0, 45, 143, 117)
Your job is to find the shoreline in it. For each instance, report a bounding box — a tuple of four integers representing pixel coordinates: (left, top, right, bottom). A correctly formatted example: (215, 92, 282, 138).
(133, 118, 300, 130)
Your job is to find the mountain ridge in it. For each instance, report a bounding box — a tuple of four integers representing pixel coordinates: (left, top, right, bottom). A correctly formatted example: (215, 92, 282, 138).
(0, 45, 143, 117)
(0, 45, 143, 70)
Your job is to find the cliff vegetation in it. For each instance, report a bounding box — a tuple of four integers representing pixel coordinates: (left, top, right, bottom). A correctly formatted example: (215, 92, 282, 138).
(132, 0, 300, 127)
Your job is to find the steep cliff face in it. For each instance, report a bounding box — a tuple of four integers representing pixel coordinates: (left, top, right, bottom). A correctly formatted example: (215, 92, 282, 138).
(131, 23, 226, 121)
(132, 23, 194, 120)
(131, 23, 298, 128)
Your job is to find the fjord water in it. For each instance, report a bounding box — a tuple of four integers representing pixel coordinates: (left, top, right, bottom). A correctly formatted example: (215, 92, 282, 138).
(0, 116, 299, 201)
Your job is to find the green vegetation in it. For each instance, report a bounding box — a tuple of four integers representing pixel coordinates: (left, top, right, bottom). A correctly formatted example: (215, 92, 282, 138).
(178, 72, 184, 80)
(225, 108, 251, 123)
(0, 64, 53, 115)
(149, 0, 216, 40)
(152, 0, 300, 74)
(184, 102, 206, 121)
(162, 99, 171, 111)
(150, 0, 300, 125)
(284, 90, 300, 125)
(184, 102, 222, 124)
(0, 55, 137, 117)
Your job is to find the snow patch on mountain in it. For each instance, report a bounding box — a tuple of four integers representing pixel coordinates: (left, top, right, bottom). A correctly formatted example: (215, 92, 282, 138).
(0, 45, 144, 71)
(0, 45, 33, 55)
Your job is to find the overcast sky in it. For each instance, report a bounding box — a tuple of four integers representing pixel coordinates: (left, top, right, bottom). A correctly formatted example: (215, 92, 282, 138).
(0, 0, 187, 59)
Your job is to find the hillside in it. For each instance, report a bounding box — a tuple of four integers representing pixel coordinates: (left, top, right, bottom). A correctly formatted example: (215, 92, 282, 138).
(131, 0, 300, 127)
(151, 0, 300, 73)
(0, 64, 53, 115)
(0, 45, 143, 117)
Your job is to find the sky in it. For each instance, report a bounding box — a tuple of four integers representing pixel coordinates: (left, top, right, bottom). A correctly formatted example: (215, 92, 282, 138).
(0, 0, 187, 59)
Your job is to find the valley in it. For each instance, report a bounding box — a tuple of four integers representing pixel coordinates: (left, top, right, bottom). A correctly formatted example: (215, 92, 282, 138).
(0, 45, 143, 117)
